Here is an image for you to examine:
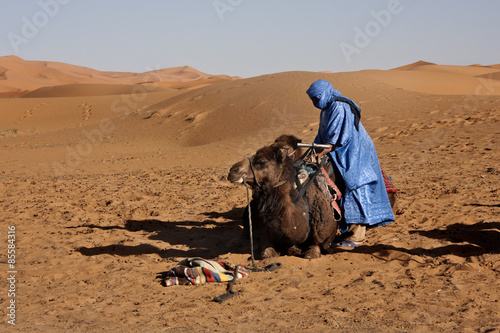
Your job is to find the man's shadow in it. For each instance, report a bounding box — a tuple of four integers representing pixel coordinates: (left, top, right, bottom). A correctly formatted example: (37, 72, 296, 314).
(72, 207, 250, 259)
(411, 221, 500, 255)
(353, 220, 500, 259)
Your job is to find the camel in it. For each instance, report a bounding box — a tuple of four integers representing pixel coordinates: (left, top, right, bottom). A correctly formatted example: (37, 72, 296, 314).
(228, 134, 397, 259)
(227, 137, 337, 259)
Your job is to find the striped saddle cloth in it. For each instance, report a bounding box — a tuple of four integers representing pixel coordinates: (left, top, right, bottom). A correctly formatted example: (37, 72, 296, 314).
(158, 257, 251, 287)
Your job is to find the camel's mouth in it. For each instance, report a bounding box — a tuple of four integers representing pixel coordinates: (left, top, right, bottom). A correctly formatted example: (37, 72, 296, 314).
(230, 176, 244, 184)
(227, 171, 247, 184)
(227, 160, 250, 185)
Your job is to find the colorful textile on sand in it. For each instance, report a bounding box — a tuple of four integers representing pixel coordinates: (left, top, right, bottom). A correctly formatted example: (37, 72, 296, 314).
(160, 257, 251, 287)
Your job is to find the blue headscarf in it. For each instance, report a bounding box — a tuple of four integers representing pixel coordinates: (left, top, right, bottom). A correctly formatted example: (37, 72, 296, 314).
(306, 80, 361, 131)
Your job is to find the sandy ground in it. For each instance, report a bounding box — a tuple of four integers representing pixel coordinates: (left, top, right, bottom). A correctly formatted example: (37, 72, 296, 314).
(0, 59, 499, 332)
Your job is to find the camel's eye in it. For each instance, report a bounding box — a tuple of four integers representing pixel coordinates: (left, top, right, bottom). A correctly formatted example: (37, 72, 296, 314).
(253, 159, 267, 167)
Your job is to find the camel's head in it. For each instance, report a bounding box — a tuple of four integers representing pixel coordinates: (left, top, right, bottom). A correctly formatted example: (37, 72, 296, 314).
(271, 134, 301, 151)
(271, 134, 305, 162)
(227, 145, 290, 188)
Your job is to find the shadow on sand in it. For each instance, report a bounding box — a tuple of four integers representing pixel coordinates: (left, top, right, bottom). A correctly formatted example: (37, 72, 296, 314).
(350, 221, 500, 259)
(73, 209, 499, 261)
(72, 207, 250, 259)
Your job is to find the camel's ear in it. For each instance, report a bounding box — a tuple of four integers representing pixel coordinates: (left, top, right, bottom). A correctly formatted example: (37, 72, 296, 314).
(293, 137, 302, 149)
(276, 148, 288, 163)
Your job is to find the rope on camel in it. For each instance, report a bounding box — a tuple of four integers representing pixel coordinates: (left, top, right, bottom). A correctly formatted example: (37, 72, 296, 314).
(213, 178, 281, 303)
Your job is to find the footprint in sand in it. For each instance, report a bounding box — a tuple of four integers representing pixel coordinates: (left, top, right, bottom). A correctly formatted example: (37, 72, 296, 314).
(79, 101, 92, 121)
(18, 103, 48, 122)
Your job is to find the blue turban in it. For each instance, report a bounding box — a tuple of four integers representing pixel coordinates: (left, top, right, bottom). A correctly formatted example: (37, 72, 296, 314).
(306, 80, 361, 131)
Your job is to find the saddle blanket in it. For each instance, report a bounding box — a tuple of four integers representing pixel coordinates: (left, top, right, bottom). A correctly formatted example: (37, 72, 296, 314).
(158, 257, 251, 287)
(382, 170, 397, 194)
(317, 167, 395, 221)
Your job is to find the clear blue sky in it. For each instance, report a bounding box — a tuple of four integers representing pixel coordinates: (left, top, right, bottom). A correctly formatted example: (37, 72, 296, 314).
(1, 0, 499, 78)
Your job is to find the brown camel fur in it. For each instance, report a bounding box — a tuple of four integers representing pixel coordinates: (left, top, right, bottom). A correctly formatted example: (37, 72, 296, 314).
(270, 134, 306, 160)
(227, 142, 337, 259)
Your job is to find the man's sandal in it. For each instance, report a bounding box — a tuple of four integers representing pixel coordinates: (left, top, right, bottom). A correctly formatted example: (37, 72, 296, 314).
(330, 240, 363, 250)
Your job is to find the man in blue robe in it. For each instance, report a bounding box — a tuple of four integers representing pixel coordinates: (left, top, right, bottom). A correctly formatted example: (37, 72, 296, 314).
(306, 79, 394, 249)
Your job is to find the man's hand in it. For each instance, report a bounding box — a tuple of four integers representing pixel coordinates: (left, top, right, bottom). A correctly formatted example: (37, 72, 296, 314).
(316, 144, 334, 160)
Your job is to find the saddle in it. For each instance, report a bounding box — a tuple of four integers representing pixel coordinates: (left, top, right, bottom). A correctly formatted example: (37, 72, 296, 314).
(295, 157, 343, 222)
(292, 146, 397, 223)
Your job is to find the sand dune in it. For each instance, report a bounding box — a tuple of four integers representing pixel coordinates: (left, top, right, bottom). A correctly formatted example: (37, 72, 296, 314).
(0, 55, 115, 94)
(0, 56, 240, 97)
(355, 61, 500, 95)
(0, 60, 499, 332)
(408, 63, 500, 77)
(393, 60, 437, 70)
(0, 90, 182, 135)
(477, 71, 500, 81)
(22, 83, 173, 98)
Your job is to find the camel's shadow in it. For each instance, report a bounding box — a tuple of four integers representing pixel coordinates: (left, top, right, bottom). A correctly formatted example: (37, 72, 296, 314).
(73, 207, 249, 259)
(73, 212, 499, 260)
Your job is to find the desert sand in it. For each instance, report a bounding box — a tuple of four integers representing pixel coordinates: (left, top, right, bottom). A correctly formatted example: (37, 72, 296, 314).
(0, 57, 499, 332)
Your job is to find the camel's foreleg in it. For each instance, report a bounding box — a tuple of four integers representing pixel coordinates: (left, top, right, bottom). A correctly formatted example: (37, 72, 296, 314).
(303, 245, 321, 259)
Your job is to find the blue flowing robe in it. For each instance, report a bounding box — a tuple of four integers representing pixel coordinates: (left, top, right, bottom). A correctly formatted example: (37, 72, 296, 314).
(307, 80, 394, 232)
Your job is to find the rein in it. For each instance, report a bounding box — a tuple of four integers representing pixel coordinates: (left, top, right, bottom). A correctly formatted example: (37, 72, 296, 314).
(241, 176, 282, 272)
(248, 157, 261, 188)
(213, 177, 281, 303)
(243, 156, 285, 270)
(247, 157, 286, 189)
(243, 177, 258, 269)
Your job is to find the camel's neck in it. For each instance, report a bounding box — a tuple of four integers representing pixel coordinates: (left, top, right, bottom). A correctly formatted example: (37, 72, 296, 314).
(254, 162, 310, 245)
(254, 162, 302, 218)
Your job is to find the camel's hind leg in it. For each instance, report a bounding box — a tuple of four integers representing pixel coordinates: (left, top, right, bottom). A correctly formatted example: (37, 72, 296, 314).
(287, 245, 302, 257)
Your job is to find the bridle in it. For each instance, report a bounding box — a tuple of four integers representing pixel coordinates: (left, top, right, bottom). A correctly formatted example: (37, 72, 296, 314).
(247, 156, 286, 189)
(247, 157, 262, 188)
(240, 160, 283, 277)
(214, 174, 282, 303)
